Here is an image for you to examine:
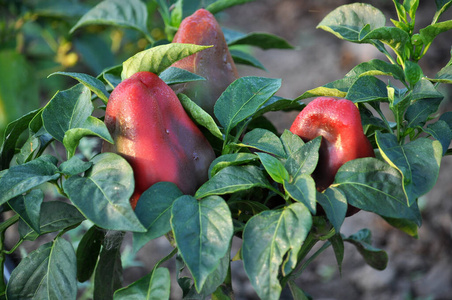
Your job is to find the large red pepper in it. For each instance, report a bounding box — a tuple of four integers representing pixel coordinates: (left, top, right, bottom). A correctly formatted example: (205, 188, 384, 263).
(170, 8, 239, 115)
(290, 97, 375, 192)
(103, 71, 216, 209)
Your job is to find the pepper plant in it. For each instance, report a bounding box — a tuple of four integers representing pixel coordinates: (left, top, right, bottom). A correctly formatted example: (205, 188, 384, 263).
(0, 0, 451, 299)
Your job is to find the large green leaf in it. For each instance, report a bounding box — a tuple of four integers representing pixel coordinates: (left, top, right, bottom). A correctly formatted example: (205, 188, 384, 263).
(42, 84, 92, 143)
(284, 137, 321, 179)
(171, 195, 233, 292)
(359, 27, 411, 61)
(376, 132, 442, 206)
(317, 3, 386, 42)
(8, 189, 44, 234)
(133, 182, 183, 253)
(159, 67, 206, 85)
(76, 225, 105, 282)
(223, 28, 294, 50)
(419, 20, 452, 55)
(94, 241, 123, 300)
(214, 77, 281, 137)
(424, 120, 452, 155)
(6, 237, 77, 300)
(334, 157, 421, 225)
(283, 174, 317, 214)
(206, 0, 256, 14)
(195, 165, 273, 199)
(257, 152, 289, 184)
(121, 43, 211, 79)
(18, 201, 85, 241)
(208, 153, 258, 178)
(344, 59, 405, 81)
(346, 76, 388, 103)
(70, 0, 150, 38)
(0, 155, 60, 205)
(63, 152, 145, 232)
(114, 267, 171, 300)
(240, 128, 286, 158)
(316, 187, 347, 232)
(433, 0, 452, 23)
(242, 203, 312, 300)
(344, 229, 388, 270)
(280, 129, 305, 159)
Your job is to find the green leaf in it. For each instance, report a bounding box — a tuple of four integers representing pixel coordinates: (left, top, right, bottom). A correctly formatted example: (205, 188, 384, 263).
(0, 109, 42, 170)
(63, 152, 145, 232)
(177, 94, 223, 140)
(419, 20, 452, 55)
(280, 130, 305, 159)
(59, 155, 93, 176)
(101, 64, 122, 89)
(76, 225, 105, 282)
(346, 76, 388, 103)
(242, 203, 312, 300)
(230, 49, 267, 71)
(344, 229, 388, 270)
(94, 242, 123, 300)
(195, 165, 272, 199)
(49, 71, 110, 104)
(376, 132, 443, 205)
(223, 28, 294, 50)
(121, 43, 211, 79)
(6, 237, 77, 300)
(359, 27, 411, 61)
(8, 189, 44, 234)
(206, 0, 256, 14)
(316, 187, 347, 232)
(31, 0, 89, 18)
(317, 3, 386, 42)
(288, 280, 310, 300)
(283, 174, 317, 214)
(433, 0, 452, 23)
(430, 65, 452, 84)
(295, 78, 350, 100)
(404, 61, 423, 85)
(171, 195, 233, 292)
(424, 120, 452, 155)
(214, 77, 281, 136)
(345, 59, 405, 81)
(114, 267, 171, 300)
(334, 157, 421, 225)
(240, 128, 286, 158)
(208, 153, 258, 178)
(133, 182, 183, 253)
(284, 137, 321, 179)
(0, 155, 60, 205)
(329, 233, 345, 273)
(405, 84, 443, 128)
(257, 152, 289, 184)
(63, 116, 113, 158)
(255, 96, 304, 117)
(159, 67, 206, 85)
(70, 0, 150, 39)
(18, 201, 85, 241)
(42, 84, 92, 143)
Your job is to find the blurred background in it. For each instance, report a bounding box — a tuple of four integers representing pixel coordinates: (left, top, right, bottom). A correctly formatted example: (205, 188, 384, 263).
(1, 0, 451, 299)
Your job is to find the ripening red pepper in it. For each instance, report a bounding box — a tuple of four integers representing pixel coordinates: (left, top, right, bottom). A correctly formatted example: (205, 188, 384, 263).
(170, 8, 239, 115)
(290, 97, 375, 192)
(102, 71, 216, 209)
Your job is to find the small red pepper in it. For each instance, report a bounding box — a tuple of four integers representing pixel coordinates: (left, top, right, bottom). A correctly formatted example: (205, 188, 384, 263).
(290, 97, 375, 192)
(103, 71, 216, 209)
(170, 8, 239, 115)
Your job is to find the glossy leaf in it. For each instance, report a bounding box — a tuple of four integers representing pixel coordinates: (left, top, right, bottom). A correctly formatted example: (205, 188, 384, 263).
(214, 77, 281, 136)
(230, 49, 267, 71)
(18, 201, 85, 241)
(334, 157, 421, 225)
(0, 155, 60, 205)
(208, 153, 258, 178)
(280, 129, 305, 159)
(9, 189, 43, 234)
(195, 165, 273, 199)
(6, 238, 77, 300)
(76, 225, 105, 282)
(329, 233, 345, 273)
(121, 43, 211, 79)
(0, 109, 42, 170)
(63, 152, 145, 232)
(178, 94, 223, 140)
(59, 155, 93, 176)
(63, 116, 113, 158)
(344, 229, 388, 270)
(206, 0, 256, 14)
(171, 195, 233, 291)
(70, 0, 149, 37)
(241, 128, 286, 158)
(346, 76, 388, 103)
(359, 27, 410, 60)
(316, 187, 347, 232)
(257, 152, 289, 184)
(376, 132, 442, 205)
(42, 84, 92, 143)
(317, 3, 386, 42)
(133, 182, 183, 253)
(419, 20, 452, 54)
(242, 203, 312, 300)
(284, 174, 317, 214)
(433, 0, 452, 23)
(223, 28, 294, 50)
(114, 268, 171, 300)
(159, 67, 205, 85)
(295, 78, 351, 100)
(255, 96, 304, 117)
(49, 71, 110, 104)
(284, 137, 321, 179)
(345, 59, 405, 82)
(424, 120, 452, 155)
